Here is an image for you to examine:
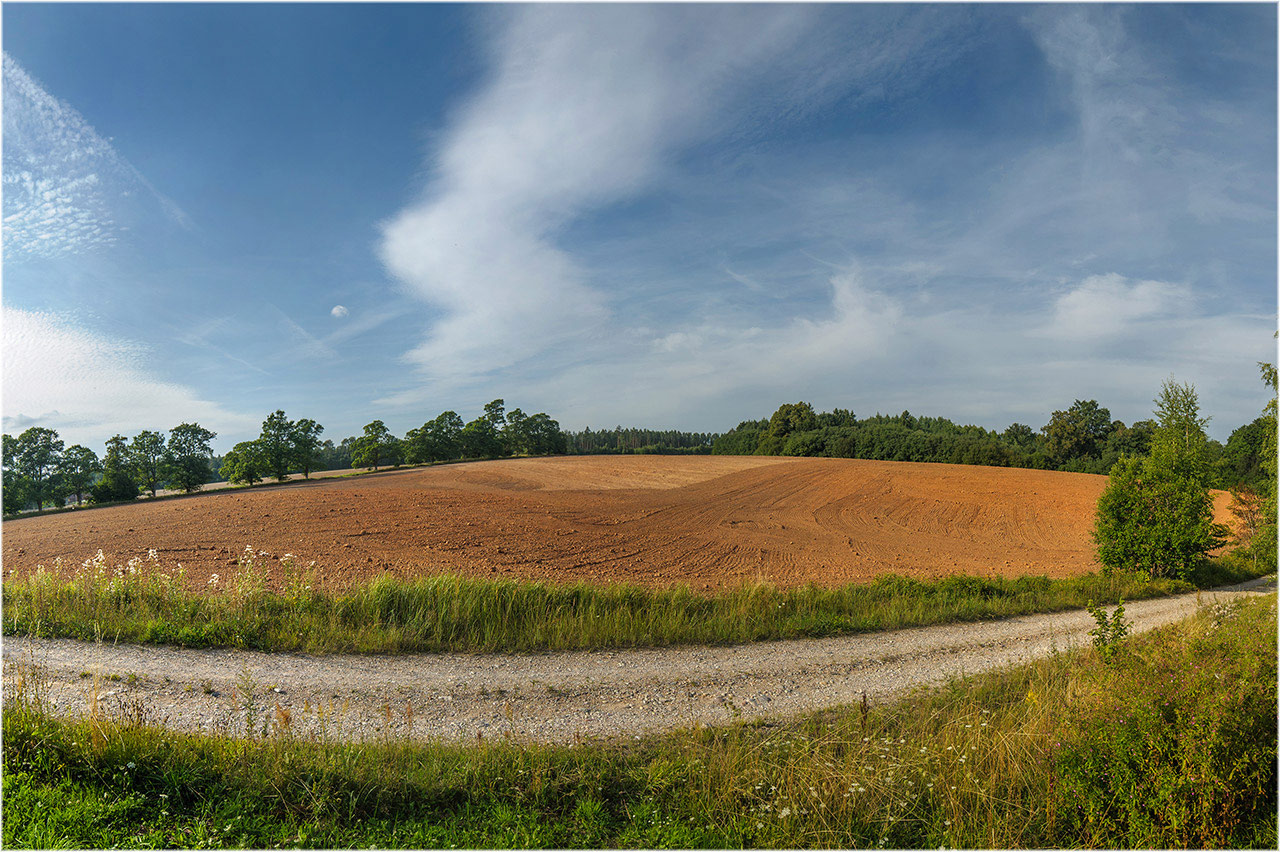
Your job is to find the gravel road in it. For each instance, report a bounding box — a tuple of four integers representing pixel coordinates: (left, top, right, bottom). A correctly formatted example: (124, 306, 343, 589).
(5, 578, 1273, 746)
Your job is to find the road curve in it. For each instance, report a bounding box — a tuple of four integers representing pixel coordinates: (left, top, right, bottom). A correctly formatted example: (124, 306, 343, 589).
(4, 578, 1273, 745)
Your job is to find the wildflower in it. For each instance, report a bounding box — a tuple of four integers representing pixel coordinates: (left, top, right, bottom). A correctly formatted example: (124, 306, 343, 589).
(208, 574, 220, 587)
(779, 807, 792, 818)
(126, 762, 136, 770)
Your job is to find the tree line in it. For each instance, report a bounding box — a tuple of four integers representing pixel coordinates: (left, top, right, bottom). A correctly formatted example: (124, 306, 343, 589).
(562, 427, 718, 455)
(711, 398, 1266, 491)
(215, 399, 567, 486)
(2, 423, 218, 512)
(1, 399, 570, 511)
(4, 379, 1273, 534)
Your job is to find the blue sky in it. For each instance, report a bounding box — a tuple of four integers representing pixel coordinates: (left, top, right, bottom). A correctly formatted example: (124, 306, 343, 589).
(3, 3, 1276, 452)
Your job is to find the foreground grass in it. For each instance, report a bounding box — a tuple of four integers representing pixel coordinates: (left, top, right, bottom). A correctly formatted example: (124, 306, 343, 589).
(5, 594, 1275, 848)
(5, 547, 1268, 654)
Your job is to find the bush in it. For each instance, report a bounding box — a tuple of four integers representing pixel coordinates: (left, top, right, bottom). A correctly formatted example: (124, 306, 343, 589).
(1093, 456, 1227, 580)
(89, 470, 139, 504)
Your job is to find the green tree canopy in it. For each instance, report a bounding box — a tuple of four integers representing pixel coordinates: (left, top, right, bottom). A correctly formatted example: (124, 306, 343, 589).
(219, 441, 268, 486)
(129, 430, 167, 497)
(757, 402, 818, 455)
(291, 418, 325, 478)
(483, 399, 506, 433)
(1248, 360, 1277, 570)
(1001, 423, 1038, 451)
(1149, 379, 1212, 483)
(503, 407, 529, 455)
(523, 412, 566, 455)
(2, 433, 28, 512)
(164, 423, 217, 493)
(13, 426, 65, 509)
(428, 411, 464, 461)
(1043, 400, 1113, 464)
(460, 417, 503, 459)
(259, 410, 296, 482)
(1093, 380, 1225, 580)
(352, 420, 399, 470)
(91, 435, 140, 504)
(58, 444, 102, 505)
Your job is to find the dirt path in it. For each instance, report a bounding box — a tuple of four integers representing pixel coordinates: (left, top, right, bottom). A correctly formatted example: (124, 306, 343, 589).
(5, 579, 1272, 746)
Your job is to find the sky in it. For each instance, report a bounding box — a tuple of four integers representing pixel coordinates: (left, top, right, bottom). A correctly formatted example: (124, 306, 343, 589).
(3, 2, 1276, 452)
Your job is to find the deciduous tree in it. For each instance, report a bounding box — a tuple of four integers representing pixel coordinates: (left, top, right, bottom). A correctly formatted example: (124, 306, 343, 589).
(1094, 381, 1226, 579)
(259, 410, 296, 482)
(164, 423, 217, 493)
(291, 418, 325, 478)
(13, 426, 64, 509)
(352, 420, 398, 470)
(2, 433, 28, 512)
(129, 430, 167, 497)
(483, 399, 506, 433)
(91, 436, 140, 504)
(1043, 400, 1113, 465)
(460, 417, 503, 459)
(220, 441, 268, 486)
(58, 444, 102, 505)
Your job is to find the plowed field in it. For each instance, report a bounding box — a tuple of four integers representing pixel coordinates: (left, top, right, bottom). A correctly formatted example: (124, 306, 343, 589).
(1, 456, 1236, 592)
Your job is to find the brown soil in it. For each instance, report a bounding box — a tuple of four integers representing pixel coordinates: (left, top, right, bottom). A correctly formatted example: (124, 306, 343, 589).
(0, 456, 1237, 592)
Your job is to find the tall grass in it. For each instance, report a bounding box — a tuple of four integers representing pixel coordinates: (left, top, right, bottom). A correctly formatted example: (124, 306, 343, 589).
(4, 595, 1274, 848)
(3, 547, 1246, 654)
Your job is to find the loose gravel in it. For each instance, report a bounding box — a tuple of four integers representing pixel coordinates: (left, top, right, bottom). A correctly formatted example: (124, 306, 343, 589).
(4, 577, 1272, 746)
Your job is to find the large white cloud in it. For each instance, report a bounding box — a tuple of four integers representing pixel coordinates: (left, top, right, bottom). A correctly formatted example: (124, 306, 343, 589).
(376, 5, 966, 398)
(2, 307, 257, 447)
(371, 5, 1269, 438)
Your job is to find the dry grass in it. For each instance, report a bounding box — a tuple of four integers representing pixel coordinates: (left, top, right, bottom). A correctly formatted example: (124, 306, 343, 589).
(4, 594, 1274, 848)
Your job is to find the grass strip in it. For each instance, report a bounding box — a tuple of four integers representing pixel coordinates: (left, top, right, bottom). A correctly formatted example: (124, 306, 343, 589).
(2, 548, 1269, 655)
(4, 594, 1275, 849)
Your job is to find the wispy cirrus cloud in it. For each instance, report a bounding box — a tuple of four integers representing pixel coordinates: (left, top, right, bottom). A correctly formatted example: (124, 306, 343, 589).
(2, 52, 189, 262)
(376, 5, 969, 403)
(372, 5, 1272, 438)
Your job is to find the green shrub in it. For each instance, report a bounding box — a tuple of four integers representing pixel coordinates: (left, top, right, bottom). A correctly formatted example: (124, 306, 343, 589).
(1094, 456, 1227, 579)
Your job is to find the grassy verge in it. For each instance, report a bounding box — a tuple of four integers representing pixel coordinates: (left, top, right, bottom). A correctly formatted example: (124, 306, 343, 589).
(4, 594, 1274, 848)
(7, 547, 1269, 654)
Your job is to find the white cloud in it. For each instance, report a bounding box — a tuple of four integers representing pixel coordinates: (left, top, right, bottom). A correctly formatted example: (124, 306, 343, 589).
(520, 268, 904, 426)
(377, 5, 964, 395)
(331, 305, 349, 319)
(1046, 273, 1193, 340)
(2, 53, 189, 262)
(2, 307, 258, 446)
(369, 5, 1272, 440)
